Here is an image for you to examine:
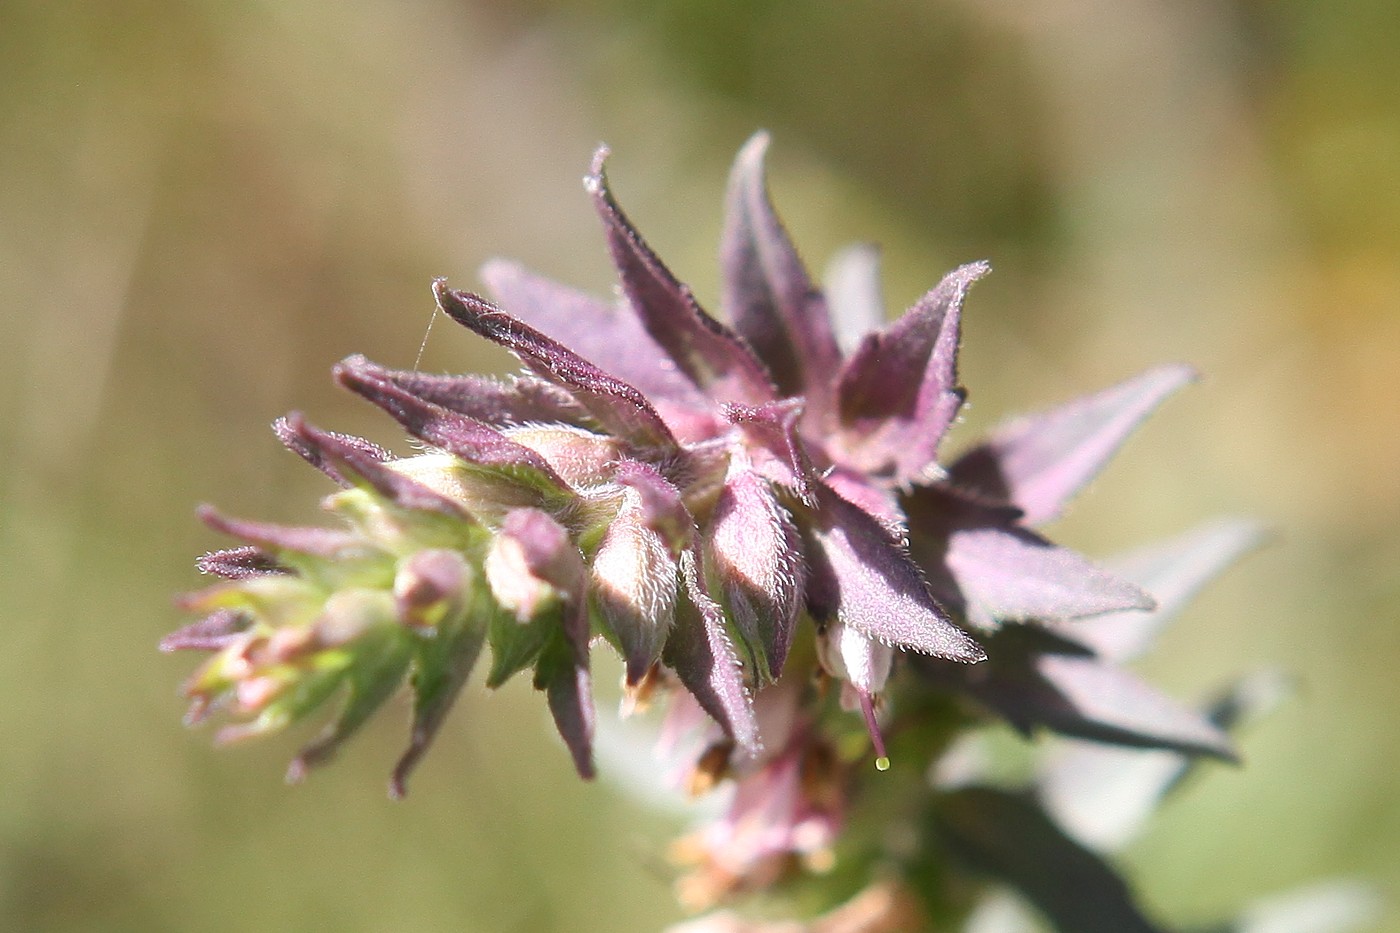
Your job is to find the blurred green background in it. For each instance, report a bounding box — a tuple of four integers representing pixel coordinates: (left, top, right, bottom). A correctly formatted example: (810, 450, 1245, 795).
(2, 1, 1397, 930)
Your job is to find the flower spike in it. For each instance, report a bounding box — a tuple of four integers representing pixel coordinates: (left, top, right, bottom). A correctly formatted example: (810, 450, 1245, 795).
(167, 136, 1263, 931)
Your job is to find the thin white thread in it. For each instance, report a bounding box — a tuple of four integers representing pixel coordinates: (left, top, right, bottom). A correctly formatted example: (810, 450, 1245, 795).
(413, 304, 439, 372)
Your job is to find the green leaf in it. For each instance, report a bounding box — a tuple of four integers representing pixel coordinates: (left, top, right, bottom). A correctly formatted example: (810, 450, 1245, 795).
(485, 598, 557, 688)
(287, 625, 414, 782)
(533, 634, 594, 779)
(390, 603, 487, 798)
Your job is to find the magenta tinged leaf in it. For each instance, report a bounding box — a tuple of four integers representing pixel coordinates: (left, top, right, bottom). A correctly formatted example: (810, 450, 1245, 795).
(159, 609, 247, 652)
(821, 466, 906, 531)
(277, 414, 470, 519)
(805, 484, 984, 661)
(587, 148, 775, 407)
(195, 546, 287, 579)
(434, 282, 680, 453)
(1040, 668, 1289, 852)
(1031, 653, 1236, 759)
(944, 525, 1152, 628)
(197, 504, 364, 561)
(948, 364, 1196, 525)
(928, 626, 1235, 760)
(836, 262, 989, 484)
(909, 485, 1153, 628)
(273, 416, 389, 488)
(721, 132, 842, 407)
(665, 548, 760, 754)
(358, 363, 588, 428)
(335, 355, 572, 501)
(1068, 518, 1264, 663)
(707, 468, 804, 680)
(481, 258, 711, 413)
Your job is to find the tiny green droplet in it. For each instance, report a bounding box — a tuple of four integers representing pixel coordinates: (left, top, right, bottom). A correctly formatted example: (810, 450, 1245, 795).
(874, 756, 891, 772)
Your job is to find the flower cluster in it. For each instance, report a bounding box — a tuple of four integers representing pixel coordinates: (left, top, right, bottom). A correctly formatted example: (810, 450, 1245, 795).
(167, 135, 1289, 929)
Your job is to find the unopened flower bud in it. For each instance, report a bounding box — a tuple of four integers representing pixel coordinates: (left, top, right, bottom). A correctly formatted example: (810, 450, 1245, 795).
(817, 620, 894, 770)
(707, 467, 803, 681)
(591, 488, 679, 685)
(394, 549, 470, 629)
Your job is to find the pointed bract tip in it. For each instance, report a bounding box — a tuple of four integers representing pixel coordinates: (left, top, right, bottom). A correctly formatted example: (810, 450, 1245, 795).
(433, 281, 504, 325)
(194, 505, 252, 544)
(736, 130, 772, 167)
(162, 608, 247, 653)
(388, 762, 413, 801)
(430, 279, 458, 320)
(182, 696, 211, 726)
(273, 411, 317, 454)
(958, 259, 993, 283)
(389, 720, 447, 801)
(331, 356, 397, 403)
(584, 145, 611, 192)
(272, 412, 299, 443)
(285, 758, 309, 785)
(918, 623, 987, 665)
(1163, 361, 1201, 385)
(1131, 362, 1201, 403)
(331, 353, 375, 384)
(195, 545, 285, 580)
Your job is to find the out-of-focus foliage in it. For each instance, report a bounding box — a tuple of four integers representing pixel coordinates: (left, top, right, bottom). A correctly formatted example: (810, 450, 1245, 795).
(0, 1, 1396, 931)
